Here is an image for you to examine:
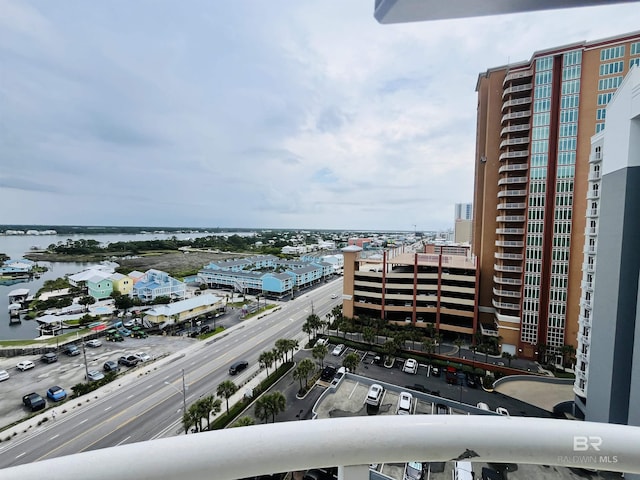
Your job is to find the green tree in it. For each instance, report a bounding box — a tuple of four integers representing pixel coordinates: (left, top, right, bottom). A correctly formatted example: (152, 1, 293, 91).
(502, 352, 514, 367)
(302, 320, 313, 345)
(454, 337, 465, 358)
(265, 391, 287, 423)
(182, 408, 198, 434)
(434, 333, 443, 354)
(312, 343, 328, 368)
(295, 358, 316, 390)
(363, 326, 376, 347)
(287, 339, 299, 361)
(422, 338, 436, 357)
(342, 352, 359, 373)
(259, 350, 275, 377)
(231, 416, 256, 428)
(382, 339, 397, 361)
(275, 338, 289, 362)
(216, 380, 238, 416)
(79, 295, 96, 308)
(254, 397, 271, 424)
(198, 395, 221, 431)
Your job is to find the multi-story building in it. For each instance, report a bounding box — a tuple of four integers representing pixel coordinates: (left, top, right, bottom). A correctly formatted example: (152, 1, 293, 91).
(455, 203, 473, 220)
(574, 66, 640, 425)
(342, 246, 477, 336)
(473, 31, 640, 360)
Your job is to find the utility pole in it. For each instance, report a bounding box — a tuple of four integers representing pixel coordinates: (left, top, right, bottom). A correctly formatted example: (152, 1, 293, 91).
(181, 369, 187, 417)
(81, 340, 89, 381)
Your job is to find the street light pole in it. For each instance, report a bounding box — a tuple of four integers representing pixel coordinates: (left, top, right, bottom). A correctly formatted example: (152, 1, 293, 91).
(164, 369, 188, 433)
(81, 341, 89, 381)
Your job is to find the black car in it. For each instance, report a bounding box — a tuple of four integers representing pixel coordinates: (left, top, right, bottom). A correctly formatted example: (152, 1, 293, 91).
(320, 365, 337, 382)
(41, 352, 58, 364)
(466, 373, 477, 388)
(118, 355, 140, 367)
(64, 344, 80, 356)
(23, 392, 46, 411)
(104, 360, 121, 372)
(229, 360, 248, 375)
(431, 366, 440, 377)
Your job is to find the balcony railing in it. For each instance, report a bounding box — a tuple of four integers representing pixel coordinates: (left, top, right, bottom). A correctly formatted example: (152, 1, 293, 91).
(494, 263, 523, 273)
(497, 189, 527, 198)
(500, 123, 530, 136)
(4, 416, 638, 480)
(501, 110, 531, 124)
(496, 215, 525, 222)
(502, 83, 532, 98)
(495, 240, 524, 247)
(492, 298, 520, 310)
(501, 97, 532, 112)
(494, 252, 523, 260)
(493, 275, 522, 285)
(495, 227, 524, 235)
(497, 202, 526, 210)
(498, 163, 528, 173)
(499, 150, 529, 161)
(586, 208, 599, 218)
(493, 287, 521, 298)
(498, 176, 528, 186)
(500, 137, 530, 149)
(587, 189, 600, 199)
(503, 69, 533, 86)
(588, 171, 601, 181)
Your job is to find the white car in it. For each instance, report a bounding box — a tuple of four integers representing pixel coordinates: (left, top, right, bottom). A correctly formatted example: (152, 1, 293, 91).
(0, 370, 9, 382)
(330, 294, 339, 299)
(402, 358, 418, 374)
(496, 406, 510, 417)
(85, 339, 102, 348)
(16, 360, 35, 371)
(134, 352, 152, 363)
(331, 344, 345, 356)
(86, 370, 105, 382)
(366, 383, 384, 406)
(397, 391, 413, 415)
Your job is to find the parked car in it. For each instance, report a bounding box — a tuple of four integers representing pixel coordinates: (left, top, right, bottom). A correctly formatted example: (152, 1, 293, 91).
(320, 365, 337, 382)
(85, 339, 102, 348)
(403, 358, 418, 374)
(23, 392, 46, 411)
(134, 352, 152, 363)
(365, 384, 384, 406)
(0, 370, 10, 382)
(229, 360, 249, 375)
(315, 337, 328, 347)
(430, 366, 440, 377)
(46, 385, 67, 402)
(41, 352, 58, 364)
(403, 461, 424, 480)
(86, 370, 105, 382)
(465, 373, 477, 388)
(118, 355, 140, 367)
(496, 407, 510, 417)
(64, 344, 80, 356)
(16, 360, 35, 371)
(331, 344, 345, 356)
(103, 360, 120, 372)
(397, 391, 413, 415)
(330, 293, 339, 299)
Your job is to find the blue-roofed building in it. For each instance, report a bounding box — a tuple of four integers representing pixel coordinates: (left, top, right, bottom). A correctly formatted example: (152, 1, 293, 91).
(132, 269, 186, 302)
(262, 272, 296, 294)
(0, 258, 35, 276)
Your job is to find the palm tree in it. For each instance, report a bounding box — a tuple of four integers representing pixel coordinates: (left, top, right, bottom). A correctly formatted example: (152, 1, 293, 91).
(216, 380, 238, 417)
(275, 338, 289, 362)
(302, 320, 313, 345)
(454, 337, 464, 358)
(231, 416, 255, 428)
(198, 395, 221, 431)
(254, 396, 271, 424)
(422, 338, 436, 357)
(363, 326, 375, 347)
(188, 402, 204, 432)
(296, 358, 316, 390)
(293, 365, 306, 393)
(382, 339, 397, 361)
(182, 407, 198, 434)
(287, 339, 299, 361)
(342, 352, 359, 373)
(312, 343, 328, 368)
(501, 352, 514, 367)
(265, 391, 286, 423)
(259, 350, 275, 377)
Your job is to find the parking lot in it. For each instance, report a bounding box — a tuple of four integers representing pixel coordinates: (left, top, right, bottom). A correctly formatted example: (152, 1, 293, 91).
(0, 334, 197, 428)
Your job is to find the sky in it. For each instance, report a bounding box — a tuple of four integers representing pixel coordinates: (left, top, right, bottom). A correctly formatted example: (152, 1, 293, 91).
(1, 1, 639, 232)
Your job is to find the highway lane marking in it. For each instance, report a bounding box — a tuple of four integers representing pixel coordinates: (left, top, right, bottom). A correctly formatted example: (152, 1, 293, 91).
(116, 436, 131, 446)
(105, 406, 112, 411)
(16, 452, 26, 459)
(127, 394, 134, 399)
(49, 434, 59, 440)
(79, 419, 88, 425)
(144, 384, 153, 390)
(163, 375, 171, 380)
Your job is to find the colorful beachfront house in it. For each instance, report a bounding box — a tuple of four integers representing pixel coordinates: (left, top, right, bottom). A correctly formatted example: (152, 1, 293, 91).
(262, 272, 296, 294)
(132, 269, 186, 302)
(68, 265, 114, 287)
(143, 294, 224, 328)
(87, 276, 114, 300)
(0, 258, 35, 276)
(288, 263, 324, 288)
(127, 270, 146, 284)
(110, 273, 133, 296)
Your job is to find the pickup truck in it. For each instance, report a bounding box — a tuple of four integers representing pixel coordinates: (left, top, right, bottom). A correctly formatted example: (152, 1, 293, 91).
(23, 392, 46, 411)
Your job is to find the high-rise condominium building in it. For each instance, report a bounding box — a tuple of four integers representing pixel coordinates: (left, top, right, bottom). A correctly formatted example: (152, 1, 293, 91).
(455, 202, 473, 221)
(473, 31, 640, 361)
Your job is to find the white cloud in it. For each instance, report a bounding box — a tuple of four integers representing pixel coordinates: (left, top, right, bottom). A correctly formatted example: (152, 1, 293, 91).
(1, 0, 639, 230)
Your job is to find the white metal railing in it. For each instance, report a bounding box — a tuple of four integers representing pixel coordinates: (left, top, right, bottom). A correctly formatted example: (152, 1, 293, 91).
(2, 416, 640, 480)
(498, 163, 528, 173)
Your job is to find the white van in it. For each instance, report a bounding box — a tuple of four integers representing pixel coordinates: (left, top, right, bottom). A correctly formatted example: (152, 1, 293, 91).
(452, 461, 473, 480)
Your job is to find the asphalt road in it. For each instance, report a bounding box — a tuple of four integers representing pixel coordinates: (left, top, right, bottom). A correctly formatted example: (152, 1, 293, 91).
(0, 279, 343, 469)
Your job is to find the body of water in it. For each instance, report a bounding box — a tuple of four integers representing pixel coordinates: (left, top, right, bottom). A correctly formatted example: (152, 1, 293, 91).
(0, 231, 255, 341)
